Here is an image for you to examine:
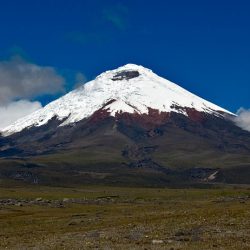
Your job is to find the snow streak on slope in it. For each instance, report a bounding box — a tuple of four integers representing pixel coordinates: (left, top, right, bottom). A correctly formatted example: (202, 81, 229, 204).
(2, 64, 233, 136)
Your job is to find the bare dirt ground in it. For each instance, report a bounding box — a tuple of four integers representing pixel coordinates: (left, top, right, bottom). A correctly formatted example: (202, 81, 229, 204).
(0, 185, 250, 249)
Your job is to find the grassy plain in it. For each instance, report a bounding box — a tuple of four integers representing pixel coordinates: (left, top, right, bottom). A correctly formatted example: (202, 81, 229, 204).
(0, 183, 250, 249)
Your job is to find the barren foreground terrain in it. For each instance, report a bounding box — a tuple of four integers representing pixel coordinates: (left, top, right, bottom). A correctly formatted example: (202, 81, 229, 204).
(0, 183, 250, 249)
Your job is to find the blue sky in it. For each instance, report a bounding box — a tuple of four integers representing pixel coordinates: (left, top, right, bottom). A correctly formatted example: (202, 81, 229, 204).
(0, 0, 249, 127)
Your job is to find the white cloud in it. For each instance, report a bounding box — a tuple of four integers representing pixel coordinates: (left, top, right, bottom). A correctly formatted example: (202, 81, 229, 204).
(0, 56, 65, 105)
(0, 56, 66, 130)
(0, 100, 42, 130)
(234, 108, 250, 132)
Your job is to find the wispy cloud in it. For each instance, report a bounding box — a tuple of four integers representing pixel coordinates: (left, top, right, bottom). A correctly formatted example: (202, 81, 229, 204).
(0, 56, 65, 104)
(74, 72, 87, 89)
(103, 3, 128, 30)
(66, 3, 129, 46)
(0, 56, 65, 129)
(233, 108, 250, 132)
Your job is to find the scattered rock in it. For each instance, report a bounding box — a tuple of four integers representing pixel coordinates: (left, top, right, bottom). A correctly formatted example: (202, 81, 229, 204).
(0, 196, 120, 207)
(63, 198, 70, 203)
(213, 195, 250, 203)
(152, 239, 164, 244)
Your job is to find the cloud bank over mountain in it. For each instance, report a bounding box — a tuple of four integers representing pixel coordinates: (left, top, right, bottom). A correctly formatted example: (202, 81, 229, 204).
(0, 100, 42, 129)
(0, 56, 65, 129)
(234, 108, 250, 132)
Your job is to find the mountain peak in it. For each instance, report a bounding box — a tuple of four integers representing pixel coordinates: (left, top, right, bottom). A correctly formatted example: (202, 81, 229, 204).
(1, 64, 233, 136)
(96, 63, 153, 82)
(112, 63, 152, 72)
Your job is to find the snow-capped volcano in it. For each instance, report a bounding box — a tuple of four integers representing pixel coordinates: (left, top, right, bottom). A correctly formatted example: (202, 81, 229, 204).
(1, 64, 250, 187)
(2, 64, 233, 136)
